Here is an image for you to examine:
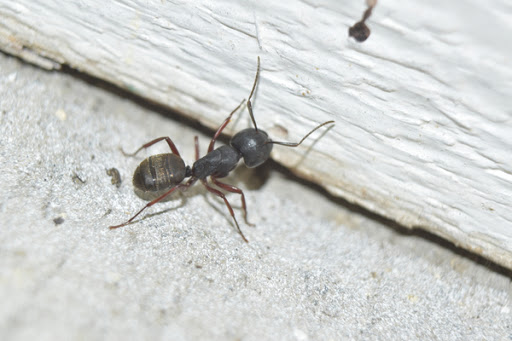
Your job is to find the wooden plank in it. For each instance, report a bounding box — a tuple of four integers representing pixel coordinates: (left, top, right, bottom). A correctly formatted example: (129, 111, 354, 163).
(1, 0, 511, 268)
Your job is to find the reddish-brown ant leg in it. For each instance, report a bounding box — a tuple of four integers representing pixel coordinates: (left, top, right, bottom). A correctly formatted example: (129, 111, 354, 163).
(211, 177, 254, 227)
(122, 136, 181, 157)
(200, 179, 248, 243)
(109, 177, 197, 229)
(194, 136, 200, 160)
(208, 99, 246, 153)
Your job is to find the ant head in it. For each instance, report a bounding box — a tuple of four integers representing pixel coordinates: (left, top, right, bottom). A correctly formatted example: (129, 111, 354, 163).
(230, 128, 273, 168)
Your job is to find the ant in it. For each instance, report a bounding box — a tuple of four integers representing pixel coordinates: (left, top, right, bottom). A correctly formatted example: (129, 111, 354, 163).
(109, 57, 334, 242)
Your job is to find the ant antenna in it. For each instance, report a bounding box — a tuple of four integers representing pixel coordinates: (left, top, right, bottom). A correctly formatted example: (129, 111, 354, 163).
(247, 56, 261, 132)
(269, 120, 335, 147)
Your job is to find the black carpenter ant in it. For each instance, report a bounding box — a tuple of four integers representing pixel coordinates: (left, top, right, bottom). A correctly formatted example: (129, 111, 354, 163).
(109, 57, 334, 242)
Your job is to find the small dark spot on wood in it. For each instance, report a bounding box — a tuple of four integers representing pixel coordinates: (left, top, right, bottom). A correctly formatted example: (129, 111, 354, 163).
(271, 124, 289, 139)
(349, 22, 371, 42)
(349, 0, 377, 42)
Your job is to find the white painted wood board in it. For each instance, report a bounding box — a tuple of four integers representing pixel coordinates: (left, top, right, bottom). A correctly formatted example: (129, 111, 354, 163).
(1, 0, 511, 268)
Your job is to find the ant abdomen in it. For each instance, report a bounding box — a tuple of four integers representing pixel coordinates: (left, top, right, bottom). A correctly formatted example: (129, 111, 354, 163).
(133, 153, 187, 193)
(231, 128, 273, 168)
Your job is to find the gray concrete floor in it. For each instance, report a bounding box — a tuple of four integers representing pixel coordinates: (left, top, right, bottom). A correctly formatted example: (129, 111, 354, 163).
(0, 52, 511, 340)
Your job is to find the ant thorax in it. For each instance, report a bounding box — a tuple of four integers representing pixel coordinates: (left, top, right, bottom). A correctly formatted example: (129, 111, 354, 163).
(192, 145, 241, 179)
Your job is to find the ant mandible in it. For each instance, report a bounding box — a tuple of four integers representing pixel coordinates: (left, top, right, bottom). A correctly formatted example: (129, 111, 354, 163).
(109, 57, 334, 242)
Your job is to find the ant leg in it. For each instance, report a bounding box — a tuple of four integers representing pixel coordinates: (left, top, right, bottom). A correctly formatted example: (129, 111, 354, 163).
(207, 99, 246, 153)
(109, 186, 181, 229)
(122, 137, 181, 157)
(200, 179, 249, 243)
(211, 177, 254, 227)
(269, 121, 335, 147)
(194, 136, 200, 160)
(109, 177, 197, 229)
